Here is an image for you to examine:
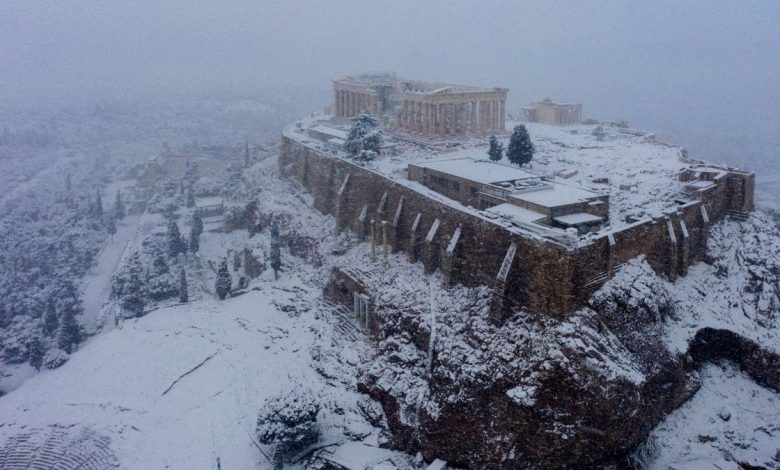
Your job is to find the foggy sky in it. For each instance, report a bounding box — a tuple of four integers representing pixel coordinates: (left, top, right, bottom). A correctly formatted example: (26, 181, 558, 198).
(2, 1, 779, 162)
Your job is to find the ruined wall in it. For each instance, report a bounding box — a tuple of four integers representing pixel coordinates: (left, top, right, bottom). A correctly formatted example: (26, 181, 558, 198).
(281, 133, 577, 319)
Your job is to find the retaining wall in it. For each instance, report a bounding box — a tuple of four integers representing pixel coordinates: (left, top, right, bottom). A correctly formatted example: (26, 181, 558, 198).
(280, 129, 754, 319)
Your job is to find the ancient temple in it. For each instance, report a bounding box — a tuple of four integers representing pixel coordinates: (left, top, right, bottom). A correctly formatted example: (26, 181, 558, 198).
(332, 73, 508, 137)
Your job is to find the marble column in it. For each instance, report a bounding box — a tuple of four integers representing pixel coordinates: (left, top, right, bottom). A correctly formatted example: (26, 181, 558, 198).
(470, 101, 477, 133)
(499, 100, 506, 131)
(460, 104, 468, 134)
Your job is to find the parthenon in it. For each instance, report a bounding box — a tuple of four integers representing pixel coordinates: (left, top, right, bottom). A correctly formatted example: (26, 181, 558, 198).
(332, 73, 508, 137)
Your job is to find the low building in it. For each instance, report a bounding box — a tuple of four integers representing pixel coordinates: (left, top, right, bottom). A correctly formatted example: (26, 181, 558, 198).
(521, 99, 582, 125)
(408, 157, 607, 233)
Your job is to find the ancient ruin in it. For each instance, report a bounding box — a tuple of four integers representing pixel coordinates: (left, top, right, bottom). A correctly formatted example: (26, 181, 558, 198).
(521, 98, 583, 125)
(283, 74, 755, 322)
(333, 73, 508, 137)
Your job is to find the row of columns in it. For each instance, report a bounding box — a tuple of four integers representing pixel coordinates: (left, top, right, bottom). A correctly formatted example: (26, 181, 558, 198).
(334, 89, 379, 118)
(399, 99, 505, 136)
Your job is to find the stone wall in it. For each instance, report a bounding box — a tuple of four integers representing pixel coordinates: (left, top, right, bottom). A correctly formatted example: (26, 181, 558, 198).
(281, 133, 577, 319)
(280, 130, 755, 318)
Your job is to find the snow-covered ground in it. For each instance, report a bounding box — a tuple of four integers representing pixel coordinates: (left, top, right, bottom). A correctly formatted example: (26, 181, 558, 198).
(648, 362, 780, 469)
(0, 285, 405, 468)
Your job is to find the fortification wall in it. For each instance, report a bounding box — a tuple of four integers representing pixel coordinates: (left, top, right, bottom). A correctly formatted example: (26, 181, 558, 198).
(281, 133, 577, 319)
(280, 129, 755, 319)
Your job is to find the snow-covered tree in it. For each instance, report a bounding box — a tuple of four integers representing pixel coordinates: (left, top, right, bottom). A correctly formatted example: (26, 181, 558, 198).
(57, 309, 81, 354)
(28, 336, 45, 371)
(270, 221, 281, 280)
(166, 220, 186, 259)
(345, 111, 383, 162)
(179, 268, 188, 303)
(105, 215, 117, 239)
(488, 135, 504, 161)
(152, 248, 169, 276)
(94, 189, 103, 220)
(191, 211, 203, 238)
(120, 254, 146, 317)
(189, 229, 199, 254)
(186, 186, 195, 208)
(43, 298, 59, 337)
(256, 390, 320, 469)
(215, 259, 231, 300)
(114, 191, 126, 219)
(507, 125, 534, 167)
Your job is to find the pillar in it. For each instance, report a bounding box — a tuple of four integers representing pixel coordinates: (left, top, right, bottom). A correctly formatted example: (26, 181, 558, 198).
(499, 100, 506, 131)
(470, 101, 477, 133)
(460, 103, 468, 135)
(480, 101, 487, 131)
(334, 89, 339, 116)
(382, 222, 388, 262)
(370, 220, 376, 259)
(428, 103, 435, 136)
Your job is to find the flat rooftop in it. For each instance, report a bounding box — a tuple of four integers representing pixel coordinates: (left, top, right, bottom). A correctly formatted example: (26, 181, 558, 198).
(510, 180, 601, 208)
(411, 157, 537, 185)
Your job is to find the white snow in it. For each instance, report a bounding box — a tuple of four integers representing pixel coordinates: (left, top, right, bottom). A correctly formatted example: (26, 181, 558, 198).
(647, 362, 780, 469)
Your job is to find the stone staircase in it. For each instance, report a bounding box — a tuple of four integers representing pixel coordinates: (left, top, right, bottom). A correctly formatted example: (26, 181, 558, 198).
(318, 299, 362, 343)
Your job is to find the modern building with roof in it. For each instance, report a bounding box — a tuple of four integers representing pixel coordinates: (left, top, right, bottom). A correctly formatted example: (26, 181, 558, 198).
(408, 157, 608, 233)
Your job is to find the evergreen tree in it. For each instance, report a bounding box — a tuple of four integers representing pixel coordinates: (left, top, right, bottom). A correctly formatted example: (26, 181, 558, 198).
(256, 390, 320, 469)
(114, 191, 126, 219)
(167, 220, 185, 259)
(94, 189, 103, 220)
(215, 259, 232, 300)
(189, 229, 200, 254)
(345, 111, 383, 162)
(122, 254, 146, 317)
(186, 186, 195, 208)
(179, 268, 188, 303)
(152, 248, 169, 275)
(270, 221, 281, 280)
(28, 336, 45, 371)
(58, 309, 82, 354)
(43, 298, 59, 337)
(487, 135, 504, 161)
(191, 211, 203, 238)
(507, 125, 535, 167)
(105, 215, 117, 239)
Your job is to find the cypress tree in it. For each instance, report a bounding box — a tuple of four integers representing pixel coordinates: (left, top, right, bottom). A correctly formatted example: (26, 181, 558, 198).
(58, 309, 82, 354)
(192, 211, 203, 238)
(179, 268, 188, 303)
(189, 229, 199, 254)
(105, 215, 117, 239)
(507, 125, 535, 167)
(28, 336, 45, 371)
(114, 190, 126, 219)
(487, 135, 504, 161)
(215, 259, 232, 300)
(186, 186, 195, 208)
(270, 221, 281, 280)
(43, 298, 59, 336)
(95, 189, 103, 220)
(167, 220, 185, 259)
(122, 254, 146, 317)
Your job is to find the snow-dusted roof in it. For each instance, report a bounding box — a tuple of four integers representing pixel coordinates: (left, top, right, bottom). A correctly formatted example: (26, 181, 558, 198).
(411, 157, 538, 185)
(486, 203, 547, 223)
(309, 125, 348, 140)
(510, 181, 600, 208)
(553, 212, 603, 225)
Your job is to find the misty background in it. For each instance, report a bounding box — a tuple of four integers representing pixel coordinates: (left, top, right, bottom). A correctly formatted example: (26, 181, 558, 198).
(2, 1, 778, 185)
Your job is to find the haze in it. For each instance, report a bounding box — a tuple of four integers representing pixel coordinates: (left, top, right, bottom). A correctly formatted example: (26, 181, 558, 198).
(2, 1, 779, 168)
